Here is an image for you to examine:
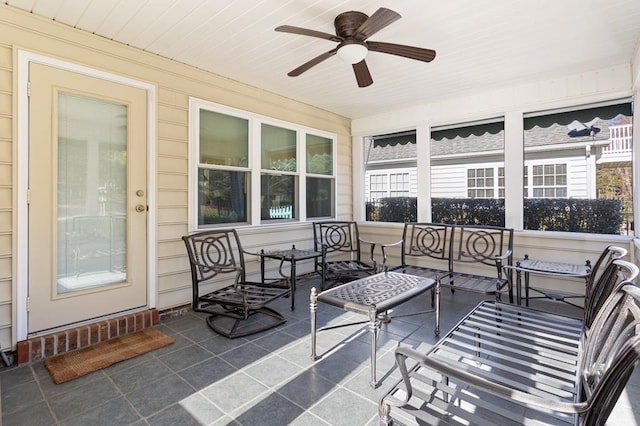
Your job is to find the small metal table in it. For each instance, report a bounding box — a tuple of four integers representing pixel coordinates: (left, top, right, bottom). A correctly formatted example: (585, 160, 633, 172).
(514, 254, 592, 308)
(310, 271, 439, 388)
(260, 245, 323, 311)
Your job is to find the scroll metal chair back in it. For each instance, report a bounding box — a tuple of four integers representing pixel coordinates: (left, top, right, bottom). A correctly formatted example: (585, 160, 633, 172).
(400, 222, 453, 267)
(182, 229, 289, 338)
(313, 221, 378, 290)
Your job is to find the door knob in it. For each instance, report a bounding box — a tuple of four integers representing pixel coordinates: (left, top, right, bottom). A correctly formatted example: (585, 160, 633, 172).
(135, 204, 146, 212)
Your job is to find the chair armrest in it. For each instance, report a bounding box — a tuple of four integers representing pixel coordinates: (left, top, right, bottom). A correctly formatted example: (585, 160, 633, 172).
(494, 248, 513, 263)
(380, 239, 403, 270)
(387, 346, 587, 415)
(493, 249, 512, 277)
(358, 236, 377, 247)
(357, 237, 378, 269)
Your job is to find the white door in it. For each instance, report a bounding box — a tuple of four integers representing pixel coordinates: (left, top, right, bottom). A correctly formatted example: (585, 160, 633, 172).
(27, 63, 148, 334)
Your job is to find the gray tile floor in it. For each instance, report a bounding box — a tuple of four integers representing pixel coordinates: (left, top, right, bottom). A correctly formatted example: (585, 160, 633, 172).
(1, 276, 638, 425)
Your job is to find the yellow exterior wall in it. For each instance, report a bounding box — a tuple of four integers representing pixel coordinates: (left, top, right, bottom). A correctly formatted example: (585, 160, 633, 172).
(0, 5, 351, 350)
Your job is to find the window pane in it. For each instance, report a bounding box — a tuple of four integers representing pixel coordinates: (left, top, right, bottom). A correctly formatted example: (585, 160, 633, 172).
(307, 177, 334, 218)
(261, 123, 297, 171)
(57, 93, 127, 293)
(198, 168, 248, 225)
(307, 134, 333, 175)
(364, 131, 417, 222)
(199, 110, 248, 167)
(431, 121, 505, 225)
(261, 174, 296, 220)
(390, 173, 410, 196)
(523, 102, 633, 234)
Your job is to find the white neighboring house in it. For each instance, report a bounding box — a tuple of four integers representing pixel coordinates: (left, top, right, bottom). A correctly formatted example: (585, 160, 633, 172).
(365, 120, 632, 204)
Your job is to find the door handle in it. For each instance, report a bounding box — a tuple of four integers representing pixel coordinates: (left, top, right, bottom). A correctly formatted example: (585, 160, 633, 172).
(135, 204, 146, 212)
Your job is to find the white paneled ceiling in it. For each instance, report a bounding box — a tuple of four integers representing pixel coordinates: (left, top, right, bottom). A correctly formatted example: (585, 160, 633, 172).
(5, 0, 640, 119)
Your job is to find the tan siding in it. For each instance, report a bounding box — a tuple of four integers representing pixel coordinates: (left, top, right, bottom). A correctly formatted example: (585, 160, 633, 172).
(0, 326, 10, 353)
(157, 172, 187, 190)
(0, 211, 10, 232)
(158, 139, 188, 158)
(157, 273, 191, 292)
(0, 257, 10, 278)
(0, 163, 11, 185)
(0, 301, 10, 324)
(0, 187, 9, 207)
(157, 286, 192, 310)
(157, 255, 190, 277)
(158, 120, 187, 142)
(157, 189, 188, 206)
(0, 67, 10, 90)
(157, 207, 188, 224)
(0, 4, 351, 349)
(0, 116, 10, 139)
(157, 156, 187, 174)
(157, 240, 186, 258)
(0, 92, 10, 115)
(158, 88, 189, 108)
(335, 134, 353, 219)
(157, 224, 189, 241)
(0, 140, 11, 162)
(0, 279, 11, 300)
(158, 103, 187, 124)
(0, 42, 11, 63)
(0, 233, 9, 255)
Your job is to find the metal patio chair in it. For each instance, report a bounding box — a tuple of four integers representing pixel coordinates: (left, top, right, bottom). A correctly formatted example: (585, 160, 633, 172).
(313, 221, 378, 290)
(182, 229, 290, 338)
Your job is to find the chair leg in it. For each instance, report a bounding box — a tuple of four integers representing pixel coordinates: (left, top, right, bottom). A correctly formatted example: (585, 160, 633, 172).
(310, 287, 318, 361)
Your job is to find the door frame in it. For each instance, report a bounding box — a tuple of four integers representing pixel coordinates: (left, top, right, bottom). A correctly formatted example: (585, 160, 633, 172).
(15, 50, 157, 341)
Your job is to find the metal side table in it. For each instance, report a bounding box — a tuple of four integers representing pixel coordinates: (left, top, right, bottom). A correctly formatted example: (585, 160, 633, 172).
(514, 254, 591, 308)
(260, 245, 323, 311)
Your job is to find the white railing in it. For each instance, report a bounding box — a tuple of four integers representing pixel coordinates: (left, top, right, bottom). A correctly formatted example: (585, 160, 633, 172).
(602, 124, 632, 155)
(269, 205, 292, 219)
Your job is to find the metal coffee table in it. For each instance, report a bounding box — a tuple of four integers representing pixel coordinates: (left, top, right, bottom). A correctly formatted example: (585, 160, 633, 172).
(310, 271, 439, 388)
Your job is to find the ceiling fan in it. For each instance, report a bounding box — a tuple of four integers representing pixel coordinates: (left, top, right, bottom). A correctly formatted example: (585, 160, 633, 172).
(275, 7, 436, 88)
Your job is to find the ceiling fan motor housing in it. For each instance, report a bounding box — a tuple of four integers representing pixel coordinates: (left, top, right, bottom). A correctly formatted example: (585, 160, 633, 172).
(334, 11, 368, 39)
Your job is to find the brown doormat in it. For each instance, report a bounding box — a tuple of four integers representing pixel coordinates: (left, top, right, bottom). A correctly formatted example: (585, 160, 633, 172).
(44, 328, 174, 384)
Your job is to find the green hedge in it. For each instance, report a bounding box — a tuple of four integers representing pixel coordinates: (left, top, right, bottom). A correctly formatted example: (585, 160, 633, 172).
(523, 198, 622, 234)
(366, 197, 623, 234)
(432, 198, 505, 226)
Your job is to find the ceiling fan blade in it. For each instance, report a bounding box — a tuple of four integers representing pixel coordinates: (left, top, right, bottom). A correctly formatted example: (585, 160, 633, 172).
(275, 25, 342, 42)
(355, 8, 401, 40)
(352, 60, 373, 87)
(287, 48, 338, 77)
(367, 41, 436, 62)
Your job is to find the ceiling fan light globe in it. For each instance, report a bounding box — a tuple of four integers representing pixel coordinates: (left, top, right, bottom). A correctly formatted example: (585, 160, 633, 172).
(337, 43, 368, 64)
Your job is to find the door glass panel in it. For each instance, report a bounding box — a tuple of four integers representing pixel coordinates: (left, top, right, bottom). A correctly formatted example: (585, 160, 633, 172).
(57, 92, 127, 294)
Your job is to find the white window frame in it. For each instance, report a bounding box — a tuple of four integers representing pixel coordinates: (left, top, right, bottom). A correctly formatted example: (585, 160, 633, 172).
(525, 162, 568, 198)
(369, 173, 388, 200)
(389, 172, 410, 197)
(188, 97, 336, 230)
(467, 167, 495, 199)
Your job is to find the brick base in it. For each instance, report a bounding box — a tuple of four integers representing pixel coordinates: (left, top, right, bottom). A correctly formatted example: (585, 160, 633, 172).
(16, 308, 159, 365)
